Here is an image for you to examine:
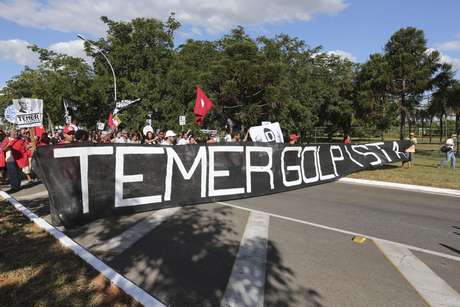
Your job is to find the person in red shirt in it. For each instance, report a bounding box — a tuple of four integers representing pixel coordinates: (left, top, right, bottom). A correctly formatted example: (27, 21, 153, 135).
(289, 133, 300, 145)
(343, 134, 351, 145)
(1, 130, 27, 192)
(59, 126, 75, 144)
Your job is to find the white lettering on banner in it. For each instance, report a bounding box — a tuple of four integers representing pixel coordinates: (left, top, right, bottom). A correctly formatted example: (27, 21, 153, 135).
(317, 146, 336, 180)
(392, 141, 406, 159)
(344, 145, 364, 167)
(330, 146, 345, 177)
(164, 147, 207, 201)
(351, 145, 381, 166)
(208, 146, 245, 197)
(301, 146, 320, 183)
(54, 147, 114, 214)
(245, 147, 274, 193)
(366, 142, 392, 162)
(281, 147, 302, 187)
(115, 147, 165, 208)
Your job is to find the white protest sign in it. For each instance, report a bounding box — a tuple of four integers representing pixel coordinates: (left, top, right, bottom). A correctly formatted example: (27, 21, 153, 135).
(4, 105, 17, 124)
(12, 98, 43, 128)
(249, 122, 284, 143)
(97, 122, 105, 131)
(179, 115, 186, 126)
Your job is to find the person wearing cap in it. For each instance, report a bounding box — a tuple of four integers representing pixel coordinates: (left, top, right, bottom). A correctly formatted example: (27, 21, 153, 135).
(162, 130, 176, 145)
(289, 133, 300, 145)
(440, 134, 457, 169)
(59, 126, 75, 144)
(402, 132, 417, 168)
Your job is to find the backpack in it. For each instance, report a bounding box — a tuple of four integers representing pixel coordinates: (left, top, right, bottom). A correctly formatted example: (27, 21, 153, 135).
(440, 145, 451, 153)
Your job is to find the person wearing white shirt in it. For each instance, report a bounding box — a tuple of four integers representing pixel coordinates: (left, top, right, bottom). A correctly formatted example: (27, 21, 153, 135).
(440, 134, 456, 169)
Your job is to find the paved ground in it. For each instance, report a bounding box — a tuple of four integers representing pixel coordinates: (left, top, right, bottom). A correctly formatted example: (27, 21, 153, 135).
(4, 180, 460, 307)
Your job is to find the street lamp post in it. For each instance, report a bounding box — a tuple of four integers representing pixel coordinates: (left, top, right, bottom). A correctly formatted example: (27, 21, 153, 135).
(77, 34, 117, 102)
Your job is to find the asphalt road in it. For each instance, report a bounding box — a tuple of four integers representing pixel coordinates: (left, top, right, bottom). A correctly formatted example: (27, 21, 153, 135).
(6, 180, 460, 307)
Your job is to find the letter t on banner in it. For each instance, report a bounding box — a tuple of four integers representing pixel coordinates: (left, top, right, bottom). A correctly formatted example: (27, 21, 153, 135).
(194, 86, 214, 126)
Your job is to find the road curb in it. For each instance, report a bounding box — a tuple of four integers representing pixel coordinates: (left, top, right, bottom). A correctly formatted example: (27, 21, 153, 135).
(339, 177, 460, 198)
(0, 190, 166, 307)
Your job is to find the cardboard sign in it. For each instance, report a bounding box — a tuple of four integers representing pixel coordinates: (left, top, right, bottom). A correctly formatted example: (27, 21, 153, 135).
(249, 122, 284, 143)
(12, 98, 43, 128)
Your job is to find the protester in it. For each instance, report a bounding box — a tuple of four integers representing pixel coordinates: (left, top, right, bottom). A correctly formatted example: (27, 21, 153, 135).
(130, 132, 141, 144)
(59, 126, 75, 144)
(439, 134, 457, 169)
(289, 133, 300, 145)
(144, 131, 155, 144)
(1, 130, 27, 192)
(75, 130, 90, 143)
(231, 132, 241, 142)
(162, 130, 177, 145)
(402, 132, 417, 168)
(177, 131, 189, 145)
(343, 134, 351, 144)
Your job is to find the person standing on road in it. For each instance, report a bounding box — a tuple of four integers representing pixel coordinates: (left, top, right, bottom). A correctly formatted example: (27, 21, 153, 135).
(402, 132, 417, 168)
(440, 134, 457, 169)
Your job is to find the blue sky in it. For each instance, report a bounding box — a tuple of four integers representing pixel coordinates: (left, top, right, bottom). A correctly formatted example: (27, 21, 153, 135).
(1, 0, 459, 87)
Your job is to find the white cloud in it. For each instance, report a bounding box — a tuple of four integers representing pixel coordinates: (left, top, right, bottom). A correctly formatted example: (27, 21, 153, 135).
(0, 39, 40, 66)
(0, 38, 91, 66)
(49, 39, 92, 63)
(0, 0, 347, 35)
(438, 33, 460, 51)
(427, 48, 460, 71)
(327, 49, 356, 62)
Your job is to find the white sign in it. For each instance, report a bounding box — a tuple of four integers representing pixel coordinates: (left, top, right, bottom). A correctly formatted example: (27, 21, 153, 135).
(12, 98, 43, 128)
(114, 98, 141, 115)
(4, 105, 17, 124)
(249, 122, 284, 143)
(261, 121, 271, 126)
(97, 122, 105, 131)
(179, 115, 186, 126)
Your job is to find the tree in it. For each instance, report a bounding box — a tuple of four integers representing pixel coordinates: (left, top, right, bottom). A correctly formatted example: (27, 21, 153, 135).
(355, 53, 396, 140)
(384, 27, 442, 139)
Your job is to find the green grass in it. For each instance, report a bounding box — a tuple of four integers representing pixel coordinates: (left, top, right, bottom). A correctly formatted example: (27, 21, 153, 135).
(349, 144, 459, 189)
(0, 201, 141, 307)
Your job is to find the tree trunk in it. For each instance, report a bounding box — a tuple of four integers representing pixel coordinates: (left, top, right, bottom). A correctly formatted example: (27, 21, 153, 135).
(399, 111, 406, 140)
(429, 116, 433, 143)
(399, 92, 406, 140)
(421, 117, 424, 142)
(439, 114, 444, 143)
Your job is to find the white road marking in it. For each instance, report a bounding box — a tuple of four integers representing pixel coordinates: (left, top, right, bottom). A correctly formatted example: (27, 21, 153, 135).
(221, 211, 269, 307)
(92, 207, 180, 254)
(0, 191, 165, 307)
(339, 177, 460, 198)
(375, 239, 460, 307)
(216, 202, 460, 263)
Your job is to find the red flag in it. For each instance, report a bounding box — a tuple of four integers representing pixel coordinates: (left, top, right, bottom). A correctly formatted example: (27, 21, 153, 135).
(194, 86, 214, 125)
(108, 112, 118, 129)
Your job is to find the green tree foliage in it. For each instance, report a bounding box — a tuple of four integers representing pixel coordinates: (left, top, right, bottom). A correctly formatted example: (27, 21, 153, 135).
(384, 27, 442, 139)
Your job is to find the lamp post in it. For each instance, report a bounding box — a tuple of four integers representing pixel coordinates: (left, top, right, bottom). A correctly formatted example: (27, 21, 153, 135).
(77, 34, 117, 102)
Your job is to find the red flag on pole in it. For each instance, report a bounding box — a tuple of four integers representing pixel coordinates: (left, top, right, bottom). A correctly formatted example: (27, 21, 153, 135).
(108, 112, 120, 129)
(194, 86, 214, 126)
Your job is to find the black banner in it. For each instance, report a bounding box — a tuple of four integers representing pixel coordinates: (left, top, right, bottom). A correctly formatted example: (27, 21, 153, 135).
(33, 141, 409, 228)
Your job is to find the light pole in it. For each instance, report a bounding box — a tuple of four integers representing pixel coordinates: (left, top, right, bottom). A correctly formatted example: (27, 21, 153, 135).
(77, 34, 117, 102)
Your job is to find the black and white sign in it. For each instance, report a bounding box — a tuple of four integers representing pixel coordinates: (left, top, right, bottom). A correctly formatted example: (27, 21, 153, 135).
(249, 122, 284, 143)
(33, 141, 409, 228)
(114, 98, 141, 115)
(12, 98, 43, 128)
(179, 115, 186, 126)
